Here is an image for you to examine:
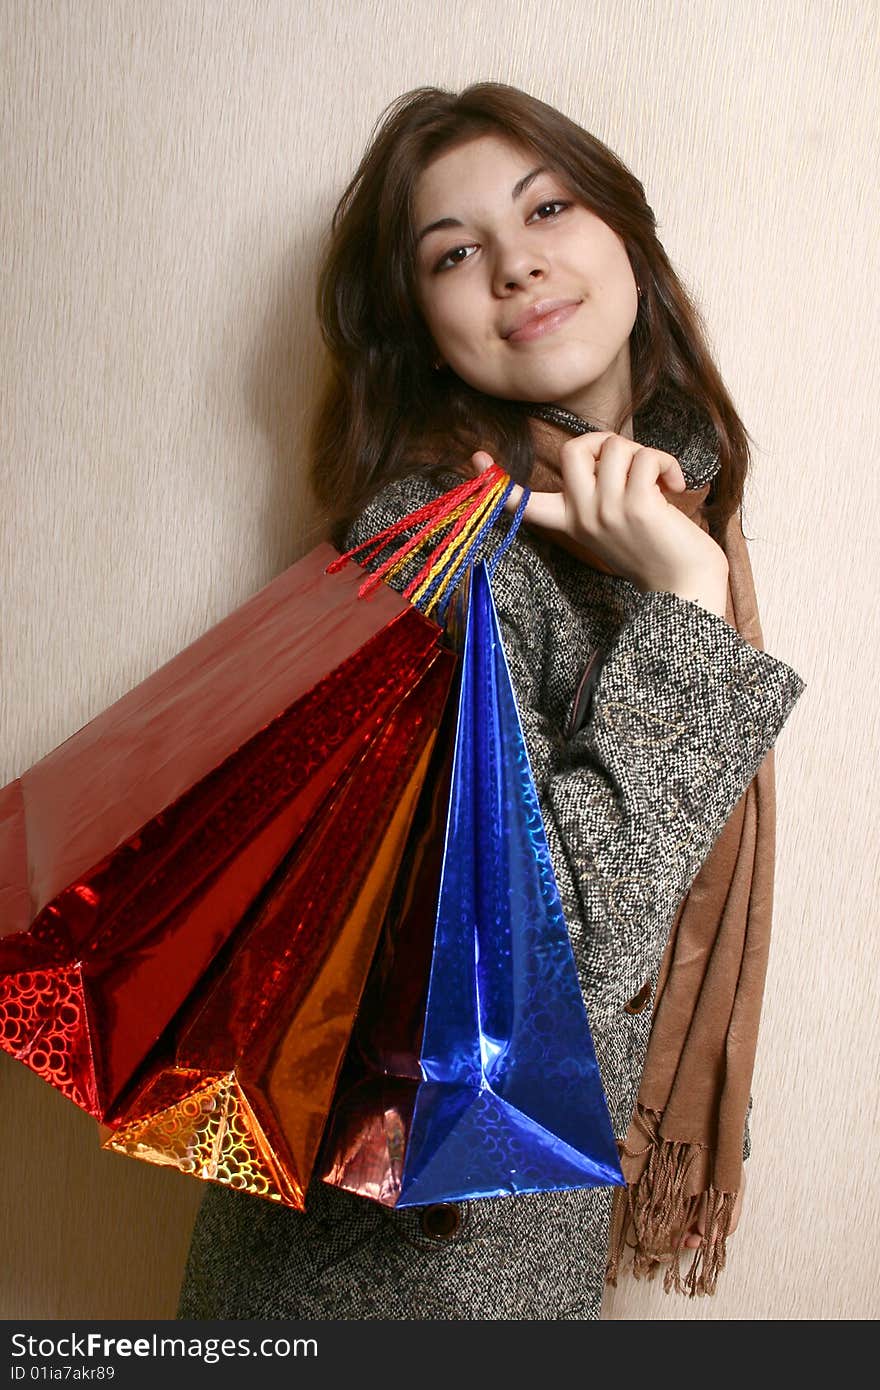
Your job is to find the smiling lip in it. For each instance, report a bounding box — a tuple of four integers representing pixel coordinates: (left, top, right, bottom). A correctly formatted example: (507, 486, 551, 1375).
(504, 299, 582, 342)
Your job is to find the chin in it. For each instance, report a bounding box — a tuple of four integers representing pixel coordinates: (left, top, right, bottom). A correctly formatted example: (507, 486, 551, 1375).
(514, 357, 607, 401)
(516, 375, 600, 406)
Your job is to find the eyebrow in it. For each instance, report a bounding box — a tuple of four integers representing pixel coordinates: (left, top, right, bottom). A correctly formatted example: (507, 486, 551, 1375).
(415, 165, 549, 245)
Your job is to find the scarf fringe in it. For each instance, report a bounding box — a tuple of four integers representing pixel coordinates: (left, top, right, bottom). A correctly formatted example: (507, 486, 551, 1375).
(605, 1120, 737, 1298)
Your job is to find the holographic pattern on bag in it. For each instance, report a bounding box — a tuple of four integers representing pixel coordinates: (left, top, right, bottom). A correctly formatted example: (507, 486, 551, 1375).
(396, 561, 625, 1203)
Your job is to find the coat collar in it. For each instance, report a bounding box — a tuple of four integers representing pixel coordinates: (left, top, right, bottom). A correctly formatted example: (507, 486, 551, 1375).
(527, 386, 721, 491)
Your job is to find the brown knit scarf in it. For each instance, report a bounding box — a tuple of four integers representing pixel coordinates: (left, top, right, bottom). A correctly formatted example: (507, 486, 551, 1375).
(525, 404, 775, 1298)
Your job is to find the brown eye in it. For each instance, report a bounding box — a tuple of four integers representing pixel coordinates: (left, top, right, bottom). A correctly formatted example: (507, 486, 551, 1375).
(434, 244, 477, 273)
(529, 200, 569, 221)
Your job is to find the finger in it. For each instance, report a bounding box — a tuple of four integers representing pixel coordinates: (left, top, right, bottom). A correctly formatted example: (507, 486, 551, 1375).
(556, 430, 613, 494)
(593, 434, 653, 519)
(470, 451, 526, 517)
(561, 432, 657, 520)
(551, 432, 615, 527)
(659, 466, 687, 493)
(625, 447, 687, 501)
(655, 455, 686, 492)
(469, 451, 568, 533)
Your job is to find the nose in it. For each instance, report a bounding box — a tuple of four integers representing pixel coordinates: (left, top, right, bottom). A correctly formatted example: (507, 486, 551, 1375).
(491, 237, 549, 296)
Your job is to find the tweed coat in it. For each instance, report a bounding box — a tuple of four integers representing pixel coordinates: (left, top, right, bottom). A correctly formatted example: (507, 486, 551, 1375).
(176, 399, 806, 1321)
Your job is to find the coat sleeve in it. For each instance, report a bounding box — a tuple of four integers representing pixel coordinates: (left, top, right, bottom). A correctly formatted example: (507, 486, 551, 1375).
(494, 576, 807, 1033)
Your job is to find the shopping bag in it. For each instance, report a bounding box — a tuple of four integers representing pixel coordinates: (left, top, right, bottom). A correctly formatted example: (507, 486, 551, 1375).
(99, 648, 454, 1208)
(318, 557, 626, 1206)
(0, 541, 446, 1121)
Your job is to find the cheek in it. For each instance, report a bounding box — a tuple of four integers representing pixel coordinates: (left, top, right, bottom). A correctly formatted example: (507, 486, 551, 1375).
(428, 291, 483, 354)
(572, 223, 633, 293)
(601, 239, 637, 295)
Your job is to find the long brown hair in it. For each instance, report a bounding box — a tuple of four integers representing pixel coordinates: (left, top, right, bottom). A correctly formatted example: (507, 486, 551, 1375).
(309, 82, 752, 545)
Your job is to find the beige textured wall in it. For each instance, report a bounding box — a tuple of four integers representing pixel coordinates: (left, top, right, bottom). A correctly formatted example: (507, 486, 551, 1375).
(1, 0, 876, 1321)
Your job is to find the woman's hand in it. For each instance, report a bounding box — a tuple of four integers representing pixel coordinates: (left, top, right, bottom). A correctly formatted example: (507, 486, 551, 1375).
(470, 434, 729, 615)
(683, 1166, 747, 1249)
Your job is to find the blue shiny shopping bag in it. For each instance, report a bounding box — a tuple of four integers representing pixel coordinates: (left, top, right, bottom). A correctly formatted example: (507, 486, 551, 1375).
(318, 466, 625, 1205)
(394, 560, 624, 1203)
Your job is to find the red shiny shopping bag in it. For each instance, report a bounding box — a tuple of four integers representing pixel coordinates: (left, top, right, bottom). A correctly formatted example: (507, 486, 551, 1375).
(100, 648, 454, 1209)
(0, 541, 446, 1121)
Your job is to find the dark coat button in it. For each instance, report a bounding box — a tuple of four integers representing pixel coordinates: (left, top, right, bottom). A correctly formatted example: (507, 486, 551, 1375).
(420, 1202, 461, 1238)
(624, 980, 652, 1014)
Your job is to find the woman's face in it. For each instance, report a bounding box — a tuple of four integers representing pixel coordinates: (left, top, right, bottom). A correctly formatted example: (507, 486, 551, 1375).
(412, 132, 639, 429)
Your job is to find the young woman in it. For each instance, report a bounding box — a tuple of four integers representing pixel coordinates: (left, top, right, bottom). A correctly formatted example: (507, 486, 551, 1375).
(176, 83, 806, 1320)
